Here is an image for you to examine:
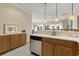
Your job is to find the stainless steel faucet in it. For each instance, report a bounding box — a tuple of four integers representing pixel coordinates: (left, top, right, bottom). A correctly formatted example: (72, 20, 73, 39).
(52, 29, 56, 36)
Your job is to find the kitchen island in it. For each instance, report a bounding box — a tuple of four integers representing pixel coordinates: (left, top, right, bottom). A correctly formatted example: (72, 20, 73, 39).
(30, 34, 79, 56)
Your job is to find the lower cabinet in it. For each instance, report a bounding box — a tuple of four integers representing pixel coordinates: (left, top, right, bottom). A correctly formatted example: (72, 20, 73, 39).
(42, 42, 54, 56)
(42, 37, 78, 56)
(54, 46, 73, 56)
(19, 33, 26, 45)
(9, 34, 21, 49)
(0, 35, 9, 54)
(0, 33, 26, 54)
(9, 33, 26, 49)
(77, 44, 79, 55)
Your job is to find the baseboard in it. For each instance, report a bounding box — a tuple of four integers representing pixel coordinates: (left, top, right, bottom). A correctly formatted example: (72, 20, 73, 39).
(31, 52, 39, 56)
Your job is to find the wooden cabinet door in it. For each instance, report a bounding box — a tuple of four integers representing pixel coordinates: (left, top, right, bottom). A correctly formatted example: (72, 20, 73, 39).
(77, 44, 79, 55)
(53, 39, 77, 56)
(9, 34, 20, 49)
(42, 38, 77, 56)
(54, 46, 73, 56)
(0, 35, 9, 53)
(19, 33, 26, 45)
(42, 42, 54, 56)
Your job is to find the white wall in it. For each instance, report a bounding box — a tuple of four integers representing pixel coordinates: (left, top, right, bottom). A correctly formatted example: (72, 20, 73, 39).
(0, 4, 32, 42)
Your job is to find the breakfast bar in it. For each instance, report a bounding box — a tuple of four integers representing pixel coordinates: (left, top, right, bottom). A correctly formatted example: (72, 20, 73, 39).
(30, 34, 79, 56)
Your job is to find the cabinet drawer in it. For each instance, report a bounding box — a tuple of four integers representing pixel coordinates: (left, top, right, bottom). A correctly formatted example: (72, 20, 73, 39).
(42, 37, 53, 44)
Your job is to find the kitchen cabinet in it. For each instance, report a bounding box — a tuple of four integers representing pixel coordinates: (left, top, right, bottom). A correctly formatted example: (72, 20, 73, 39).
(54, 46, 73, 56)
(42, 38, 54, 56)
(0, 35, 9, 54)
(77, 44, 79, 55)
(54, 39, 77, 56)
(19, 33, 26, 45)
(9, 33, 26, 49)
(42, 42, 54, 56)
(0, 33, 26, 54)
(42, 37, 78, 56)
(9, 34, 21, 49)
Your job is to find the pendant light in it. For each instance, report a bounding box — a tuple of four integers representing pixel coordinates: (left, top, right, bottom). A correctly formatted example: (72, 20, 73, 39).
(69, 3, 76, 20)
(43, 3, 47, 23)
(54, 3, 59, 22)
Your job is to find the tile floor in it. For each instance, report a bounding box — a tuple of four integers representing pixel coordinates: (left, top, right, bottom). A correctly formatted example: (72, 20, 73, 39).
(2, 43, 34, 56)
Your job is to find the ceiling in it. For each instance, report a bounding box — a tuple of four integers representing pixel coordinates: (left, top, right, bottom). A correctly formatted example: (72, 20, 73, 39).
(12, 3, 79, 24)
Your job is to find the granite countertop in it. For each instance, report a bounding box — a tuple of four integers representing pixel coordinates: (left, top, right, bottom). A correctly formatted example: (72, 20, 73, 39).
(0, 32, 25, 36)
(31, 34, 79, 43)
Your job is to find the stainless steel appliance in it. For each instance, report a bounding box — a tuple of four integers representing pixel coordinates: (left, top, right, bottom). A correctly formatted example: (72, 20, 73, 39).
(30, 36, 42, 56)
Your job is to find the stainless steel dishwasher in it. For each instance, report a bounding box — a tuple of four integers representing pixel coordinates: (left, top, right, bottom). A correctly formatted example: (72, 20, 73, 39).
(30, 36, 42, 56)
